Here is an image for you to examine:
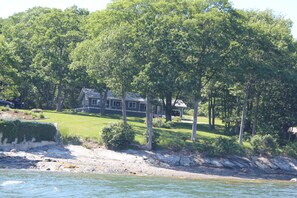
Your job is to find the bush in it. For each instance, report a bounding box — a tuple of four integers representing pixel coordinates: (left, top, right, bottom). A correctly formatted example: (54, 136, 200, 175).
(152, 118, 173, 128)
(172, 116, 181, 123)
(39, 113, 45, 119)
(143, 130, 160, 148)
(0, 119, 57, 143)
(100, 122, 135, 150)
(210, 137, 244, 156)
(250, 134, 278, 155)
(0, 107, 10, 111)
(282, 142, 297, 159)
(31, 109, 43, 113)
(164, 138, 185, 152)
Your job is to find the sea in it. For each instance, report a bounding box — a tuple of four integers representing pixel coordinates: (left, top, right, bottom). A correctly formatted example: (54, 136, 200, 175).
(0, 170, 296, 197)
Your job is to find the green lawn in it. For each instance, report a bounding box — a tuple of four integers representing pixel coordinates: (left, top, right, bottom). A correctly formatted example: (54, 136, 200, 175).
(40, 111, 238, 147)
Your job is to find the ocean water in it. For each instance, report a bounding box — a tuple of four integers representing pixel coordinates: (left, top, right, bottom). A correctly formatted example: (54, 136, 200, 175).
(0, 170, 296, 198)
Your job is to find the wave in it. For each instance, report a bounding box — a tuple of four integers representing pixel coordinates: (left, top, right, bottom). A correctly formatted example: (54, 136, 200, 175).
(0, 180, 24, 186)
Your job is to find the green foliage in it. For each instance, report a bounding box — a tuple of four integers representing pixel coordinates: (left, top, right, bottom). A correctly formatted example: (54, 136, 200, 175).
(152, 118, 173, 129)
(31, 109, 43, 113)
(100, 122, 135, 150)
(0, 119, 57, 143)
(172, 116, 181, 123)
(143, 130, 160, 148)
(250, 134, 278, 155)
(39, 113, 45, 119)
(0, 107, 10, 111)
(282, 142, 297, 159)
(210, 137, 245, 156)
(163, 138, 185, 152)
(195, 137, 244, 157)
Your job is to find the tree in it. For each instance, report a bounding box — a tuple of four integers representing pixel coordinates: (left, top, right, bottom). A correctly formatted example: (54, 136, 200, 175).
(181, 0, 238, 141)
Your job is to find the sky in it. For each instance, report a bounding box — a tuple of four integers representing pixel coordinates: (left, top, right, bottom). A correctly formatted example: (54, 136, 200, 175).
(0, 0, 296, 38)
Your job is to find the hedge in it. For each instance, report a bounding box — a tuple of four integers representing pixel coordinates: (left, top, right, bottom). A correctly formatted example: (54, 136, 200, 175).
(0, 119, 57, 144)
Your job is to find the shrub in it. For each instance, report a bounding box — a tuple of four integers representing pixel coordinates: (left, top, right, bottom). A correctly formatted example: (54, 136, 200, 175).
(143, 130, 160, 148)
(210, 137, 244, 156)
(0, 107, 10, 111)
(184, 109, 194, 116)
(0, 119, 57, 143)
(39, 113, 45, 119)
(282, 142, 297, 159)
(250, 134, 278, 155)
(164, 138, 185, 152)
(100, 122, 135, 150)
(172, 116, 181, 123)
(152, 118, 173, 128)
(31, 109, 43, 113)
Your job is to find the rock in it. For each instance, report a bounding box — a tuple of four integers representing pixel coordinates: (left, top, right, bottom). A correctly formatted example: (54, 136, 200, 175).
(155, 153, 180, 166)
(142, 156, 148, 160)
(253, 160, 274, 173)
(204, 158, 224, 168)
(180, 157, 195, 166)
(257, 157, 278, 170)
(229, 156, 252, 168)
(272, 157, 297, 172)
(220, 159, 236, 169)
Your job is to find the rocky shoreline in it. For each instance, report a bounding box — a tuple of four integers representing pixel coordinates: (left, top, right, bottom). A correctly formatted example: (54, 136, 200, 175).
(1, 144, 297, 181)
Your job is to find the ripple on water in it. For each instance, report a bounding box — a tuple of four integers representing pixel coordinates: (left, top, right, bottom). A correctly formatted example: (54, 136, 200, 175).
(0, 170, 297, 197)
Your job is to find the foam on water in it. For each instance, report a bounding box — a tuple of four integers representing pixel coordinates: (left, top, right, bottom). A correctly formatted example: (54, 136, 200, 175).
(1, 180, 24, 186)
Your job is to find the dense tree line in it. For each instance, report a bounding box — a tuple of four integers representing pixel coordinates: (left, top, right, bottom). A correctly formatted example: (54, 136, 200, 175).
(1, 0, 297, 149)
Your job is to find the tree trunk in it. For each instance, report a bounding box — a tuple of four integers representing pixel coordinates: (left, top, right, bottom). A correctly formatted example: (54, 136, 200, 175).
(191, 97, 199, 142)
(56, 80, 63, 112)
(165, 95, 172, 122)
(234, 96, 241, 135)
(165, 94, 172, 122)
(239, 83, 250, 144)
(252, 93, 260, 136)
(208, 94, 212, 129)
(211, 96, 216, 130)
(121, 89, 127, 123)
(100, 89, 108, 115)
(146, 95, 153, 150)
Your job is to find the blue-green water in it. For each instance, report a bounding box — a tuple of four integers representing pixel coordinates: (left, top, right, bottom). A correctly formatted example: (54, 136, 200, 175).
(0, 170, 296, 198)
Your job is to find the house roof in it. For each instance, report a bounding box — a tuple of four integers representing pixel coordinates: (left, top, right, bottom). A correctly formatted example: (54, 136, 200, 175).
(78, 88, 101, 100)
(174, 100, 187, 108)
(288, 127, 297, 134)
(79, 88, 187, 108)
(107, 91, 146, 102)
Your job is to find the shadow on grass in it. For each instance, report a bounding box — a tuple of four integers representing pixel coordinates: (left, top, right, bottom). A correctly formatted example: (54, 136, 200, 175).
(175, 122, 226, 135)
(45, 111, 122, 120)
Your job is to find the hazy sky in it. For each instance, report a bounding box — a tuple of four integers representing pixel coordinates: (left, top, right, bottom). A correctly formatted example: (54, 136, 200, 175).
(0, 0, 296, 38)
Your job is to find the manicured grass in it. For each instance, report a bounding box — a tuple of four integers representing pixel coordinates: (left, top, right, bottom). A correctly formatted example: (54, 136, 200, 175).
(41, 111, 121, 138)
(182, 115, 224, 126)
(40, 111, 236, 147)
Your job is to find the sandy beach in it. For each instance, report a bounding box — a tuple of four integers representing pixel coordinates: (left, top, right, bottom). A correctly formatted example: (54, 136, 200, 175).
(1, 144, 297, 181)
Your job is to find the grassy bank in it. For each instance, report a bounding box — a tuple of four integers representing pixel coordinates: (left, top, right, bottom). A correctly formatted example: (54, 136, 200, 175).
(40, 111, 236, 148)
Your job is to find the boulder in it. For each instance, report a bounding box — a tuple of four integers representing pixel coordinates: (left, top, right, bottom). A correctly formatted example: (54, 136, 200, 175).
(155, 153, 180, 166)
(180, 156, 195, 166)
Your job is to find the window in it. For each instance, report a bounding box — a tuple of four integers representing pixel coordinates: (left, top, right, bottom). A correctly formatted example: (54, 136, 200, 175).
(91, 99, 99, 106)
(106, 100, 110, 108)
(140, 104, 146, 111)
(128, 102, 137, 109)
(112, 101, 121, 107)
